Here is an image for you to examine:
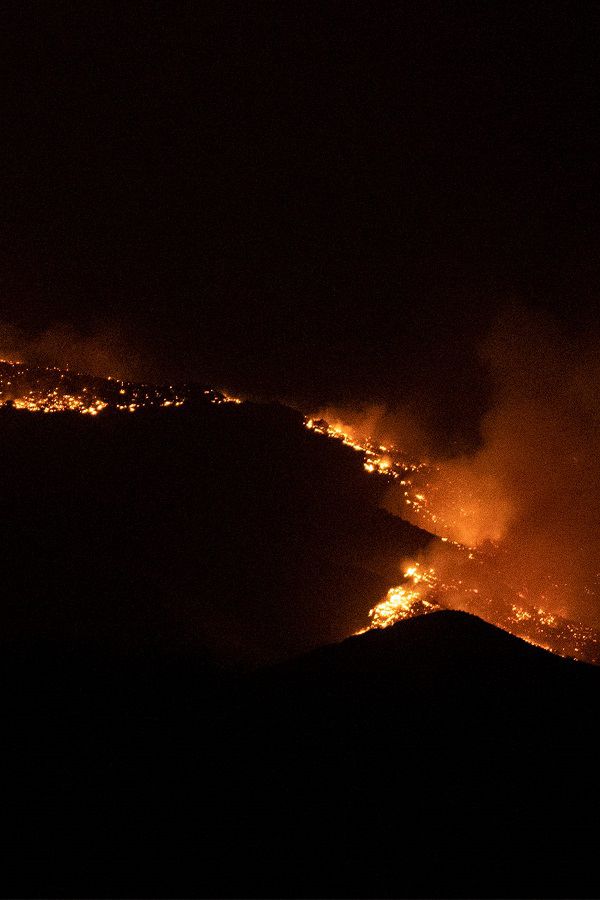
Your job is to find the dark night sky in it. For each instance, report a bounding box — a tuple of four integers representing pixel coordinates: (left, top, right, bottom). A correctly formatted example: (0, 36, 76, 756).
(2, 2, 600, 437)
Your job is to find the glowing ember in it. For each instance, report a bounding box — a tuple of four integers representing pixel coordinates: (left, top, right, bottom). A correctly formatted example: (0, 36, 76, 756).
(0, 360, 242, 416)
(367, 564, 441, 630)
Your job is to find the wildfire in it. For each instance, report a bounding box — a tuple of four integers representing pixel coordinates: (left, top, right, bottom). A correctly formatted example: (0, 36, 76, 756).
(0, 360, 242, 416)
(2, 358, 597, 664)
(305, 414, 600, 664)
(365, 564, 441, 631)
(305, 416, 464, 548)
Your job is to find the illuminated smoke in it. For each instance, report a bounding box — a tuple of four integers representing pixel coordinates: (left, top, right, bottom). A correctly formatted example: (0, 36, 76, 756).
(3, 311, 600, 659)
(381, 306, 600, 636)
(309, 403, 431, 459)
(307, 308, 600, 661)
(0, 322, 142, 380)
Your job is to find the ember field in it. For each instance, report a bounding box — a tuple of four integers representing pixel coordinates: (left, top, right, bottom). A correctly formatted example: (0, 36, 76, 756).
(0, 358, 227, 414)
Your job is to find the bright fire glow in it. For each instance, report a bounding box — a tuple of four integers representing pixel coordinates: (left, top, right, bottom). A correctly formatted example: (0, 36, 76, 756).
(2, 357, 596, 664)
(305, 415, 600, 664)
(0, 360, 242, 416)
(366, 564, 441, 630)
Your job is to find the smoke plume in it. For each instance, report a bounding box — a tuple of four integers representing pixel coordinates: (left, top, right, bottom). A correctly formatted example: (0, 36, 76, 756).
(385, 306, 600, 628)
(310, 402, 432, 459)
(0, 322, 142, 380)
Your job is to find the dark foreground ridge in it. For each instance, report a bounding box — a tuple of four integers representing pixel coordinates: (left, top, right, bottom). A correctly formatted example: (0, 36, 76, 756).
(3, 609, 599, 898)
(0, 395, 598, 897)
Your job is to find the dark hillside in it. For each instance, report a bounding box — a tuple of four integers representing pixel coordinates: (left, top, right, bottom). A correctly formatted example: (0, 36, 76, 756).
(3, 610, 598, 897)
(0, 400, 430, 665)
(0, 402, 597, 897)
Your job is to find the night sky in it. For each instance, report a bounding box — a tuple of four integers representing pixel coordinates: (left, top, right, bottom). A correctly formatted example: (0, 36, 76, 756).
(2, 3, 600, 437)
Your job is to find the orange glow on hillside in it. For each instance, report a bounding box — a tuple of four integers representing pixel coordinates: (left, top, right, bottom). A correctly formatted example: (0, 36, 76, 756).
(305, 414, 600, 664)
(0, 360, 242, 416)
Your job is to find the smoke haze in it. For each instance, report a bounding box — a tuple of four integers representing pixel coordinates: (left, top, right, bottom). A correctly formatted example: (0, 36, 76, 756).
(0, 322, 142, 381)
(310, 403, 432, 459)
(384, 306, 600, 628)
(4, 305, 600, 634)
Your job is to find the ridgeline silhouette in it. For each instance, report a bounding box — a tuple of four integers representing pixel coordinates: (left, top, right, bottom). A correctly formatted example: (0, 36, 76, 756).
(0, 382, 597, 898)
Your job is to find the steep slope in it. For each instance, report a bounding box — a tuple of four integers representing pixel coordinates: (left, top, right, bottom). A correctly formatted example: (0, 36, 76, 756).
(0, 395, 431, 665)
